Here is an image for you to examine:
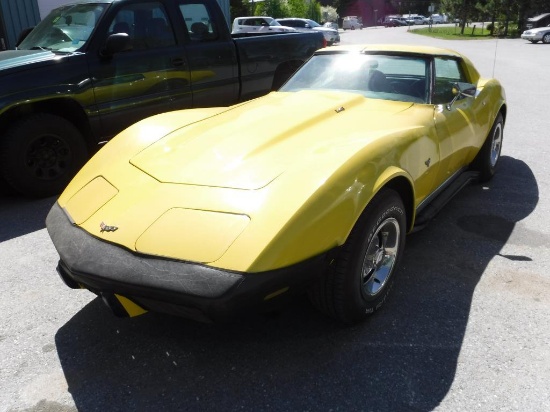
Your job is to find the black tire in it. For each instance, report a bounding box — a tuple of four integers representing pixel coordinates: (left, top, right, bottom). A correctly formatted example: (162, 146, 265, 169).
(530, 40, 539, 44)
(308, 189, 406, 324)
(543, 33, 550, 44)
(474, 113, 504, 182)
(0, 113, 88, 198)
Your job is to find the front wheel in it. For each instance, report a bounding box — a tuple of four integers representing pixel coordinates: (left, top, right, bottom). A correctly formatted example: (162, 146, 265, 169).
(0, 113, 88, 197)
(308, 189, 406, 324)
(543, 33, 550, 44)
(473, 113, 504, 182)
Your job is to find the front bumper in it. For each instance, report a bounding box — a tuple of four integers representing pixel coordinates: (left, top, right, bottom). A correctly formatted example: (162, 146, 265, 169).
(521, 33, 542, 41)
(46, 202, 330, 322)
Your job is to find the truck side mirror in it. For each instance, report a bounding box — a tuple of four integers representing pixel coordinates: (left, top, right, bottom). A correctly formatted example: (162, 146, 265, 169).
(100, 33, 132, 57)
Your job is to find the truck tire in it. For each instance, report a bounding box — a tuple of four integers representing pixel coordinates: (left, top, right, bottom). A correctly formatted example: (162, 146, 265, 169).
(0, 113, 88, 198)
(308, 189, 406, 324)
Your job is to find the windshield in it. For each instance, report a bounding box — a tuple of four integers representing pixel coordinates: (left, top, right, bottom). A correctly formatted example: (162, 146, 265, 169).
(18, 4, 107, 52)
(307, 20, 321, 28)
(267, 19, 282, 27)
(280, 53, 430, 104)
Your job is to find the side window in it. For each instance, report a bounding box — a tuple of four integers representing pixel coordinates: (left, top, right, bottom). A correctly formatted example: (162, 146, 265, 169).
(107, 2, 176, 50)
(433, 57, 468, 104)
(179, 2, 218, 41)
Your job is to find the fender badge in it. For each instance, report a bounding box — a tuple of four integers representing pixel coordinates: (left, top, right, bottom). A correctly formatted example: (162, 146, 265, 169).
(100, 222, 118, 233)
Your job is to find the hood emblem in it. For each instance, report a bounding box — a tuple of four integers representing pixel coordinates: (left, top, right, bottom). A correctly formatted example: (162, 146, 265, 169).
(100, 222, 118, 233)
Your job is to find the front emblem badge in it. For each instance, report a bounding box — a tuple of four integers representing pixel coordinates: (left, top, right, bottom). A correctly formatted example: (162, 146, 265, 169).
(100, 222, 118, 233)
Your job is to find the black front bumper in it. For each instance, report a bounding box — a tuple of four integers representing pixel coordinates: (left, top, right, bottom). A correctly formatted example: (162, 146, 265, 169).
(46, 202, 330, 322)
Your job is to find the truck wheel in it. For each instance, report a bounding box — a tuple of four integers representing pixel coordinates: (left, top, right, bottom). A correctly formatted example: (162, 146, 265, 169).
(473, 113, 503, 182)
(308, 189, 406, 324)
(0, 114, 88, 197)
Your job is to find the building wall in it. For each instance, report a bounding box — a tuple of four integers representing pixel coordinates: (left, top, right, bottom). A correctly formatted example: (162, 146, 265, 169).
(0, 0, 41, 49)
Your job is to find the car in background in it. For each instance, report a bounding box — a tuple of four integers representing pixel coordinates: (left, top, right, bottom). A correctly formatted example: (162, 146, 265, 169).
(231, 16, 296, 34)
(520, 24, 550, 43)
(276, 18, 340, 45)
(47, 44, 507, 325)
(342, 16, 362, 30)
(525, 13, 550, 29)
(429, 14, 446, 24)
(384, 17, 409, 27)
(406, 15, 428, 25)
(323, 21, 339, 31)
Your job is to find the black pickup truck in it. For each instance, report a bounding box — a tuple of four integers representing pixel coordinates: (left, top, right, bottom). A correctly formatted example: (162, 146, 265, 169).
(0, 0, 324, 197)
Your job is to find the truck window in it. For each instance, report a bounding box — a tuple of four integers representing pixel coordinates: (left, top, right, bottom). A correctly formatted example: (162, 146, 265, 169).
(107, 2, 176, 49)
(178, 2, 218, 41)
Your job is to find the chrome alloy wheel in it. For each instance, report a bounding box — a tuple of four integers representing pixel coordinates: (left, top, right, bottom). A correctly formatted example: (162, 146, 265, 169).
(360, 217, 401, 297)
(490, 121, 503, 168)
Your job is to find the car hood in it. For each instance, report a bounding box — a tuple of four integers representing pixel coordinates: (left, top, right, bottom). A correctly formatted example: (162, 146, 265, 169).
(524, 26, 550, 33)
(58, 91, 421, 270)
(0, 50, 59, 71)
(130, 91, 414, 190)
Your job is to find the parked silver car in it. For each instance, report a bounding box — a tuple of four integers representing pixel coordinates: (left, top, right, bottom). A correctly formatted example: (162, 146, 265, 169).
(276, 18, 340, 45)
(231, 16, 296, 34)
(521, 25, 550, 43)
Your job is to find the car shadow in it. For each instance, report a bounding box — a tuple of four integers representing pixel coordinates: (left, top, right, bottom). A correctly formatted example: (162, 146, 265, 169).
(53, 156, 537, 411)
(0, 185, 57, 242)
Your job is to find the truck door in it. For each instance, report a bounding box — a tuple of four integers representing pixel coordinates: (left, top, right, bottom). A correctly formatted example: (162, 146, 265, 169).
(87, 1, 192, 139)
(175, 0, 239, 107)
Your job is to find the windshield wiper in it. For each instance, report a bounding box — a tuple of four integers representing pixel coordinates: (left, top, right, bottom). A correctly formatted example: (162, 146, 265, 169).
(29, 46, 53, 51)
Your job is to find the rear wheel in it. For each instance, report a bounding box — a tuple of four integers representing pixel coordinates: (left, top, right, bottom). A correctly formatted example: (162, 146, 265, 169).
(473, 113, 504, 182)
(308, 189, 406, 324)
(0, 113, 88, 197)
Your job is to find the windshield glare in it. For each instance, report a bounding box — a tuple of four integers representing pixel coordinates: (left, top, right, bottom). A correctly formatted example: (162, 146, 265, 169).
(280, 53, 430, 104)
(17, 4, 107, 52)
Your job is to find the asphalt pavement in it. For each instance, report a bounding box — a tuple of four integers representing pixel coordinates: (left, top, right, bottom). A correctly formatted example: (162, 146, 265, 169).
(1, 26, 549, 412)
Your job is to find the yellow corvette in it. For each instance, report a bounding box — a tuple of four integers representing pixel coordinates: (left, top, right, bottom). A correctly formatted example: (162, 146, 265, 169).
(46, 45, 506, 324)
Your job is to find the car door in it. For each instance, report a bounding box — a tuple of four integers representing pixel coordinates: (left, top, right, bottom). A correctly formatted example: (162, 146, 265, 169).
(175, 0, 238, 108)
(432, 56, 478, 185)
(87, 1, 192, 139)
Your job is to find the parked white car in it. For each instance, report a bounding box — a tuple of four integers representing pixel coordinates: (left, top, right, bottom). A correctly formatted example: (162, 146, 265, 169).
(429, 14, 446, 24)
(231, 16, 296, 34)
(521, 25, 550, 43)
(342, 16, 362, 30)
(276, 18, 340, 45)
(406, 15, 428, 25)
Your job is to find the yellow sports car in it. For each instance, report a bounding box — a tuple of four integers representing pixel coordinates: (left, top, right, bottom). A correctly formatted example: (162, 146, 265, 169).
(46, 45, 506, 324)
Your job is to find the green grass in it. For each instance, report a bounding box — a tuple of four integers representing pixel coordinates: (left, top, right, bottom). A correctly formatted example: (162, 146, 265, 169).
(410, 25, 493, 40)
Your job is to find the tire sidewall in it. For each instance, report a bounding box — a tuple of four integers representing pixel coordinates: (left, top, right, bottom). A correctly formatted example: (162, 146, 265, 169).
(337, 190, 406, 321)
(478, 113, 504, 181)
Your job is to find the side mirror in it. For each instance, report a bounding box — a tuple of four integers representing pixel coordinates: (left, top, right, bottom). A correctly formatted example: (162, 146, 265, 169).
(446, 81, 477, 110)
(100, 33, 132, 57)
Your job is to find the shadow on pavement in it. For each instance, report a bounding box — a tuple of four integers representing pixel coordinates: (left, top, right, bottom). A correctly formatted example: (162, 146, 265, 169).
(53, 156, 537, 411)
(0, 184, 56, 242)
